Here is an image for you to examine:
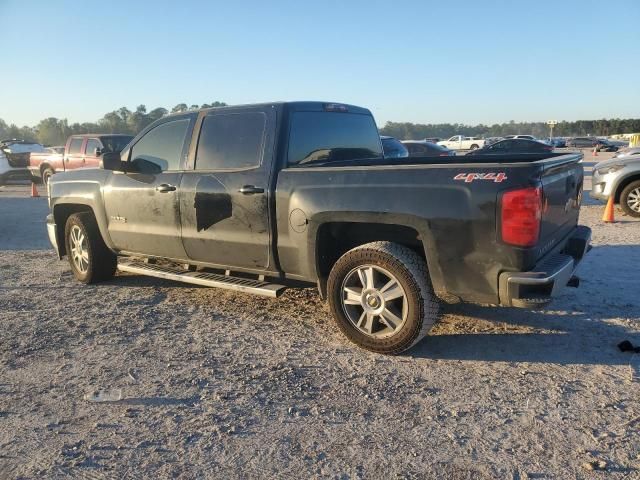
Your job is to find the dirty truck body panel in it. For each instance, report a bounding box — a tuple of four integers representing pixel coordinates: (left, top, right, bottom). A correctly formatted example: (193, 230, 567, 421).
(48, 101, 589, 308)
(276, 153, 584, 304)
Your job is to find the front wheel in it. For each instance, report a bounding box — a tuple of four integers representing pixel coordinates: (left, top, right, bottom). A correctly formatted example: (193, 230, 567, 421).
(327, 241, 440, 354)
(64, 212, 117, 283)
(620, 180, 640, 218)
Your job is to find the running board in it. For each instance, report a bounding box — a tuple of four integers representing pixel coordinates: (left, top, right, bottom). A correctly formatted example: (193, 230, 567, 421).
(117, 260, 286, 298)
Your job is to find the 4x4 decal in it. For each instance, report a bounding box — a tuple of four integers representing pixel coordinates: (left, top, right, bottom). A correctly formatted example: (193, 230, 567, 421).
(454, 172, 508, 183)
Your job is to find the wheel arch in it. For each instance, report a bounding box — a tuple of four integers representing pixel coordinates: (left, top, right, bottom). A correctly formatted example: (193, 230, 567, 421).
(614, 173, 640, 203)
(52, 201, 114, 257)
(40, 162, 54, 175)
(312, 216, 446, 300)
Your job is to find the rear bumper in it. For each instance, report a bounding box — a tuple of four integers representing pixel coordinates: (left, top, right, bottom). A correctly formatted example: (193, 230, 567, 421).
(498, 226, 591, 308)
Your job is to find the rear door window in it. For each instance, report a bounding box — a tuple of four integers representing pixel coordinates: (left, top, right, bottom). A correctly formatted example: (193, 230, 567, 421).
(491, 140, 513, 151)
(288, 112, 382, 166)
(84, 138, 101, 157)
(68, 138, 83, 154)
(195, 112, 266, 170)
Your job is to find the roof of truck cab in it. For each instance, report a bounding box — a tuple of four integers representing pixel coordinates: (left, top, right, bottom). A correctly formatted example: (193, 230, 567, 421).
(167, 101, 373, 118)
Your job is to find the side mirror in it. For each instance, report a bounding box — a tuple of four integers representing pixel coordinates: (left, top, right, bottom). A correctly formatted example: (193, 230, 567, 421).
(95, 147, 103, 157)
(100, 151, 124, 171)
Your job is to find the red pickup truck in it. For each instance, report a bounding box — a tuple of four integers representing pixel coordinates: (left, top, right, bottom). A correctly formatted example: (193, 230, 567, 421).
(29, 134, 133, 185)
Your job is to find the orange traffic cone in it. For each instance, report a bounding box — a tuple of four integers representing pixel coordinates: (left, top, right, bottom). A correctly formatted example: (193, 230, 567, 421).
(602, 196, 615, 223)
(30, 182, 40, 198)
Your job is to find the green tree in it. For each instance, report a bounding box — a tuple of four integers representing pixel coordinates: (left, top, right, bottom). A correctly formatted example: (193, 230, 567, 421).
(34, 117, 71, 146)
(171, 103, 188, 113)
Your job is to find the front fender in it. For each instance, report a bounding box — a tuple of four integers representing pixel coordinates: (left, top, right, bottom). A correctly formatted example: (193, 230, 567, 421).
(49, 170, 115, 252)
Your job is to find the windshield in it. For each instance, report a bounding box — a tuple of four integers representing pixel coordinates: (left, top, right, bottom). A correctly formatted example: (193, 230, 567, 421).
(99, 135, 134, 153)
(430, 143, 449, 151)
(381, 137, 409, 158)
(1, 142, 45, 154)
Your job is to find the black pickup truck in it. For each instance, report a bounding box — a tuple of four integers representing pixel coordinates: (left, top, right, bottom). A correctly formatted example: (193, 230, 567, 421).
(46, 102, 590, 354)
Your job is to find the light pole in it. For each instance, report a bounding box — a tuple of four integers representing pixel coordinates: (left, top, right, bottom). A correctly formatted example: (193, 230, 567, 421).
(547, 120, 558, 139)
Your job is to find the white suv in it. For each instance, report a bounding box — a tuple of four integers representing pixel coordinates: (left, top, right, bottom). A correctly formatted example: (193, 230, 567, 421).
(0, 140, 44, 186)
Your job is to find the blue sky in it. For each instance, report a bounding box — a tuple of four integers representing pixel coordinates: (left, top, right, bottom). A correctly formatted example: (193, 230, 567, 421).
(1, 0, 639, 127)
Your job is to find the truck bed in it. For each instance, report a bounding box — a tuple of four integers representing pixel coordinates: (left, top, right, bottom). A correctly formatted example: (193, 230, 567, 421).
(276, 152, 584, 305)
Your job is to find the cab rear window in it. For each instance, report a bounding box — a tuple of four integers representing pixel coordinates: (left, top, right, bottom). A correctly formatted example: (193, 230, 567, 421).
(287, 112, 382, 166)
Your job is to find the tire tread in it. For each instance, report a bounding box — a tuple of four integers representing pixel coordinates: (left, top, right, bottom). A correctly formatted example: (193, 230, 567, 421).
(65, 212, 117, 283)
(328, 241, 439, 354)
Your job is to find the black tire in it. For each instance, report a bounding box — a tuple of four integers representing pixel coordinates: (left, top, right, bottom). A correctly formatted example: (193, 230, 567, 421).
(64, 212, 117, 283)
(327, 241, 440, 355)
(41, 167, 54, 186)
(470, 144, 479, 150)
(619, 180, 640, 218)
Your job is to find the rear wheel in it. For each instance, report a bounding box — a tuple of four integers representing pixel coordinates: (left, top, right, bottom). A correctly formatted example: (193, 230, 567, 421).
(620, 180, 640, 217)
(470, 144, 479, 150)
(327, 241, 439, 354)
(64, 212, 117, 283)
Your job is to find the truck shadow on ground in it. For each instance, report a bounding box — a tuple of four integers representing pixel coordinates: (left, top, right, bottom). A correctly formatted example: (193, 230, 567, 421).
(413, 306, 638, 367)
(411, 244, 640, 366)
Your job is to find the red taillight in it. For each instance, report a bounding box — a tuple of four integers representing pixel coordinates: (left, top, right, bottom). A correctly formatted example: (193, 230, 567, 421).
(501, 186, 542, 247)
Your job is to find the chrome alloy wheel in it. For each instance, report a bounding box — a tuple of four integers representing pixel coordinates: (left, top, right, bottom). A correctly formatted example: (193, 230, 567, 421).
(341, 265, 408, 338)
(627, 187, 640, 213)
(69, 225, 89, 273)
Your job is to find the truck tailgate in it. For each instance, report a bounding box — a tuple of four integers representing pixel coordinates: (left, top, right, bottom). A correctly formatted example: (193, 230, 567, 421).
(537, 155, 584, 259)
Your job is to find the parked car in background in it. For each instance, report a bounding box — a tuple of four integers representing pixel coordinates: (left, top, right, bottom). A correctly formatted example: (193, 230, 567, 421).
(546, 137, 567, 148)
(380, 136, 409, 158)
(595, 139, 618, 152)
(437, 135, 485, 151)
(467, 138, 553, 155)
(402, 140, 455, 157)
(424, 137, 441, 143)
(566, 137, 597, 148)
(0, 139, 46, 186)
(613, 147, 640, 159)
(591, 154, 640, 217)
(29, 134, 133, 185)
(504, 135, 536, 140)
(608, 139, 629, 148)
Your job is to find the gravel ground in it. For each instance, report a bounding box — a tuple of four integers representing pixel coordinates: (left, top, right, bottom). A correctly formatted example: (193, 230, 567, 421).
(1, 173, 639, 479)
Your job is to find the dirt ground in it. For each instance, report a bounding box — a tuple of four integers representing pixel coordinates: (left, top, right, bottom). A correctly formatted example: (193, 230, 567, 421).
(1, 154, 639, 479)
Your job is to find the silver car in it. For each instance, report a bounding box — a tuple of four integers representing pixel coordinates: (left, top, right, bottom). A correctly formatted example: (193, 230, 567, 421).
(590, 154, 640, 216)
(613, 147, 640, 159)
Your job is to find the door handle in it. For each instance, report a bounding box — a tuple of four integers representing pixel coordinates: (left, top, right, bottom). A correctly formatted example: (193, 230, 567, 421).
(156, 183, 177, 193)
(238, 185, 264, 195)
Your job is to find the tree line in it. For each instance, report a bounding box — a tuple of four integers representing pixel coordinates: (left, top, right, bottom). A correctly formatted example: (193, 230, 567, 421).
(2, 103, 639, 146)
(379, 118, 640, 140)
(0, 102, 227, 146)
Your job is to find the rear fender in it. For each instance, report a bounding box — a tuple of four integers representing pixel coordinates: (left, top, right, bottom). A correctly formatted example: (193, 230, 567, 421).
(308, 212, 446, 298)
